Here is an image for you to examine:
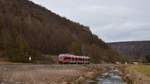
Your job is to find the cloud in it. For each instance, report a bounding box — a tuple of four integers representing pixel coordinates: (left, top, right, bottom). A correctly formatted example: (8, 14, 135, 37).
(31, 0, 150, 42)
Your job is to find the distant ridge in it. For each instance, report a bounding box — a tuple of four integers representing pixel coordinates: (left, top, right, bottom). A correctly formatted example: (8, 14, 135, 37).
(108, 40, 150, 44)
(109, 41, 150, 62)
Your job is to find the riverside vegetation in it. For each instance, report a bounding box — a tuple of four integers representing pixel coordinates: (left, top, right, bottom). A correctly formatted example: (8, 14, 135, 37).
(122, 65, 150, 84)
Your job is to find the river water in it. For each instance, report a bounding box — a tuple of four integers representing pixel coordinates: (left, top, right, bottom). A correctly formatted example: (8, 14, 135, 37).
(87, 69, 126, 84)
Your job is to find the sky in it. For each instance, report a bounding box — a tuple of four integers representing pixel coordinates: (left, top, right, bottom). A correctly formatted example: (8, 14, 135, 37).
(31, 0, 150, 42)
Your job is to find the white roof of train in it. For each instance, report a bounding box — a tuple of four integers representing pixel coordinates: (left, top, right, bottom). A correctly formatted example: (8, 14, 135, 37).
(59, 54, 89, 59)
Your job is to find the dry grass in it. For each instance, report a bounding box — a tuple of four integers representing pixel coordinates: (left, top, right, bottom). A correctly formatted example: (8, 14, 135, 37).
(0, 61, 14, 64)
(0, 64, 107, 84)
(123, 65, 150, 84)
(127, 65, 150, 75)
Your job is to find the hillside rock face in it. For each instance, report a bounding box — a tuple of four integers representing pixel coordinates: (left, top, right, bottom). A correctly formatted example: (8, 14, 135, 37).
(109, 41, 150, 62)
(0, 0, 122, 63)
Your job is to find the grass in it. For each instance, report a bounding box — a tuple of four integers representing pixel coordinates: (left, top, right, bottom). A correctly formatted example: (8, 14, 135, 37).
(0, 64, 106, 84)
(127, 65, 150, 75)
(124, 65, 150, 84)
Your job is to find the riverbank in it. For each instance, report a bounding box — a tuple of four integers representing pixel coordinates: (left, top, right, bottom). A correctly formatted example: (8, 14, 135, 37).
(0, 64, 111, 84)
(122, 65, 150, 84)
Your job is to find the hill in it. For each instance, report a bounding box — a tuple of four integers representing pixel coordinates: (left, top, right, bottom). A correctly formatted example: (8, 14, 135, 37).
(109, 41, 150, 62)
(0, 0, 122, 63)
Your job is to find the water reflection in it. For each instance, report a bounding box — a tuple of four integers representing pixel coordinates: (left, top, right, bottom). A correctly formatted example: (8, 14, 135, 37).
(87, 70, 126, 84)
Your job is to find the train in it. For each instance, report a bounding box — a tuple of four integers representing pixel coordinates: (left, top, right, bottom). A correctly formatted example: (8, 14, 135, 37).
(58, 54, 90, 64)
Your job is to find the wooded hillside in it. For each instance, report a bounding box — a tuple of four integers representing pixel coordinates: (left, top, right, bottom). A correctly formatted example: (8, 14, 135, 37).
(0, 0, 123, 63)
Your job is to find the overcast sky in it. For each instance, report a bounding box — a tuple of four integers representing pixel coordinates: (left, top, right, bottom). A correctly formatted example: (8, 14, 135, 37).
(31, 0, 150, 42)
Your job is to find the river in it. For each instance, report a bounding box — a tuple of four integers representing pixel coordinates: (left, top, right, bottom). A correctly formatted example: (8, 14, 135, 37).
(87, 69, 126, 84)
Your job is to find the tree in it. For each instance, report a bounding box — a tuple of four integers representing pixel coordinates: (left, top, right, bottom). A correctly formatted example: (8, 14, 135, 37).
(68, 42, 82, 55)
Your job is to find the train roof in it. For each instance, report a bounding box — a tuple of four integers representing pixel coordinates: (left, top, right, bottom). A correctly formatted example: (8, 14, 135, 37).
(59, 54, 89, 59)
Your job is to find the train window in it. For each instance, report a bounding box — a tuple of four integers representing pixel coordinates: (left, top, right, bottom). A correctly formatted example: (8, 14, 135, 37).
(75, 58, 78, 61)
(79, 58, 83, 61)
(72, 58, 75, 60)
(64, 57, 71, 60)
(60, 57, 63, 59)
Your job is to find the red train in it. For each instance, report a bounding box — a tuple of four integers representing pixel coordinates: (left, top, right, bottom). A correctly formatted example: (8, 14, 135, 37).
(58, 54, 90, 64)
